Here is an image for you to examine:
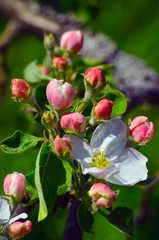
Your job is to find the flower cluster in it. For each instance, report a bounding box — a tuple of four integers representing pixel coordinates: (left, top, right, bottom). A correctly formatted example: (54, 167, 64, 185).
(2, 29, 156, 237)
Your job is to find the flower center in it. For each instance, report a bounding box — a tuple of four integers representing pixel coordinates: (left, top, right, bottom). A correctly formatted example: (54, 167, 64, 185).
(92, 151, 111, 169)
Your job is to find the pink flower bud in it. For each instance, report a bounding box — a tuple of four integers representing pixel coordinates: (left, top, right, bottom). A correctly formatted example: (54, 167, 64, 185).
(94, 99, 114, 119)
(60, 30, 83, 53)
(53, 57, 69, 70)
(85, 67, 106, 91)
(88, 183, 116, 210)
(3, 172, 26, 201)
(41, 110, 58, 129)
(54, 135, 73, 158)
(37, 64, 49, 75)
(128, 116, 155, 144)
(46, 79, 75, 109)
(60, 112, 87, 134)
(11, 79, 31, 100)
(9, 220, 32, 239)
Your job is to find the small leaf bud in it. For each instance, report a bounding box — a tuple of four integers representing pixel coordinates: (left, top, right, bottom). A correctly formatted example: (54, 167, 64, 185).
(41, 110, 58, 129)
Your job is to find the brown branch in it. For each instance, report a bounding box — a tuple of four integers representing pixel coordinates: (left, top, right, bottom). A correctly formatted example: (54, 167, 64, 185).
(0, 0, 60, 35)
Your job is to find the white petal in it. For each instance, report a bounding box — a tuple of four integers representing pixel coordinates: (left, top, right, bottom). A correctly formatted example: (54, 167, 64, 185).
(83, 164, 117, 180)
(0, 198, 10, 225)
(90, 118, 127, 160)
(8, 213, 28, 225)
(106, 148, 148, 186)
(68, 134, 92, 166)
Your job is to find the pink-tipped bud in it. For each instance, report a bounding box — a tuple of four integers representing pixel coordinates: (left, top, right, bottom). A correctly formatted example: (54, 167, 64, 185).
(53, 57, 69, 70)
(88, 183, 116, 211)
(128, 116, 155, 145)
(9, 220, 32, 239)
(41, 110, 58, 129)
(60, 112, 87, 135)
(3, 172, 26, 201)
(94, 99, 114, 120)
(54, 135, 73, 159)
(46, 79, 75, 110)
(60, 30, 83, 53)
(37, 64, 49, 75)
(11, 79, 31, 100)
(85, 67, 106, 92)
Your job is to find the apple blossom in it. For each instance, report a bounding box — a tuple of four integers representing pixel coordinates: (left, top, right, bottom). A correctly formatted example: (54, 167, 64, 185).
(69, 118, 148, 186)
(8, 220, 32, 239)
(11, 79, 31, 100)
(94, 99, 114, 120)
(60, 112, 87, 135)
(128, 116, 155, 145)
(89, 183, 116, 211)
(3, 172, 26, 201)
(53, 57, 69, 70)
(85, 67, 106, 92)
(60, 30, 83, 53)
(54, 135, 73, 159)
(46, 79, 75, 109)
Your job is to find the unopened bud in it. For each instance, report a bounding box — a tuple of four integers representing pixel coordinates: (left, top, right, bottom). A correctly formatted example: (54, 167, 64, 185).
(88, 183, 116, 211)
(53, 57, 69, 71)
(46, 79, 75, 110)
(94, 99, 114, 120)
(84, 67, 106, 93)
(9, 220, 32, 239)
(60, 112, 87, 135)
(60, 30, 83, 53)
(128, 116, 155, 145)
(11, 79, 31, 101)
(41, 110, 58, 129)
(3, 172, 26, 201)
(54, 135, 73, 159)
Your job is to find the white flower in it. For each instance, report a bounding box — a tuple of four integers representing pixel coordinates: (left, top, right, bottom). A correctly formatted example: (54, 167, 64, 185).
(0, 197, 27, 239)
(69, 118, 148, 186)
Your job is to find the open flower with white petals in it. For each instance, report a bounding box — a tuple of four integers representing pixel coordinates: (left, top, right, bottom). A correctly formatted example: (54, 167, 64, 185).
(0, 197, 27, 239)
(69, 118, 148, 186)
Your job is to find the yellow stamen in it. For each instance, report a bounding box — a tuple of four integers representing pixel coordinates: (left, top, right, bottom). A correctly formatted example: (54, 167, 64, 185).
(92, 151, 111, 169)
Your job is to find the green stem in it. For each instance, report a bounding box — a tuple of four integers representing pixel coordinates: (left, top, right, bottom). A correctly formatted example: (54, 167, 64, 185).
(69, 161, 80, 190)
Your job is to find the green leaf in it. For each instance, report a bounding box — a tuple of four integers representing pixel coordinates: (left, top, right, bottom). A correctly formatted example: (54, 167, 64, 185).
(57, 160, 72, 195)
(0, 130, 42, 154)
(25, 171, 38, 206)
(34, 84, 48, 111)
(77, 202, 94, 233)
(35, 142, 66, 221)
(106, 207, 133, 237)
(23, 60, 52, 84)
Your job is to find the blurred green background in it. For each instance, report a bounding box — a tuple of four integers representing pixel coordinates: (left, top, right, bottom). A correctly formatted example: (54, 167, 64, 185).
(0, 0, 159, 239)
